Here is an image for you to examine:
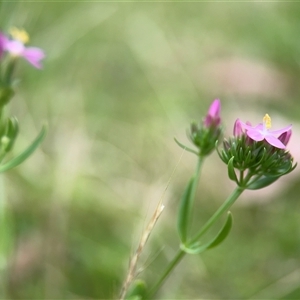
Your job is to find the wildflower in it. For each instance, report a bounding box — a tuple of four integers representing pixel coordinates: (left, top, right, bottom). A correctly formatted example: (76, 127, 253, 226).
(186, 99, 222, 157)
(1, 27, 45, 69)
(218, 114, 295, 188)
(204, 99, 221, 127)
(240, 114, 292, 149)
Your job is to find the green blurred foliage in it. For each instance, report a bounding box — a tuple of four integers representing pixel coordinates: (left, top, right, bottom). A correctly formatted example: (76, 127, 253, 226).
(0, 1, 299, 299)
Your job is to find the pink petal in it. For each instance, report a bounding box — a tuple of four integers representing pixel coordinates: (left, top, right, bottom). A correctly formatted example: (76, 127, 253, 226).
(0, 32, 7, 42)
(264, 135, 286, 149)
(246, 129, 264, 141)
(208, 99, 221, 118)
(0, 32, 7, 57)
(204, 99, 221, 127)
(239, 120, 262, 132)
(254, 123, 264, 130)
(278, 130, 292, 146)
(22, 47, 45, 69)
(233, 119, 243, 136)
(269, 124, 292, 136)
(0, 32, 9, 46)
(4, 40, 25, 56)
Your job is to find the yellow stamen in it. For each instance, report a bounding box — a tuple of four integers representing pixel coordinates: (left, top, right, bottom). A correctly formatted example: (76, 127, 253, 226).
(9, 27, 29, 44)
(263, 113, 272, 129)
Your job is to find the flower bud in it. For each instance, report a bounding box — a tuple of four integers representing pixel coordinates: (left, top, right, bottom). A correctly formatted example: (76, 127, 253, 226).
(233, 119, 243, 137)
(204, 99, 221, 127)
(187, 99, 222, 157)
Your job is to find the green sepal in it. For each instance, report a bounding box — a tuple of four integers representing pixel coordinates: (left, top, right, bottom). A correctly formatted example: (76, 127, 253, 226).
(180, 212, 233, 254)
(0, 124, 47, 173)
(227, 157, 238, 184)
(177, 176, 194, 243)
(251, 147, 267, 169)
(125, 280, 147, 300)
(6, 117, 19, 137)
(246, 176, 279, 190)
(2, 116, 19, 152)
(0, 86, 14, 107)
(290, 162, 298, 173)
(174, 137, 199, 155)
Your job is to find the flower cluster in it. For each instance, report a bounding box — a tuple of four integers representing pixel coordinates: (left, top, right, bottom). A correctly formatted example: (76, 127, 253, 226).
(0, 27, 46, 160)
(218, 113, 296, 189)
(177, 99, 295, 188)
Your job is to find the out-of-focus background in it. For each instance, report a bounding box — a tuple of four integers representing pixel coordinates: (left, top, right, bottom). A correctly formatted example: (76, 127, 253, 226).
(0, 1, 299, 299)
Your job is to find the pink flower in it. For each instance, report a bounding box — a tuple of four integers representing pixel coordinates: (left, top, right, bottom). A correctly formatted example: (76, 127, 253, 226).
(240, 114, 292, 149)
(204, 99, 221, 127)
(0, 28, 45, 69)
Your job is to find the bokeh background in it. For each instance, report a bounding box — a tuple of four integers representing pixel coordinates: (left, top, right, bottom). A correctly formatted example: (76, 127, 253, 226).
(0, 1, 300, 299)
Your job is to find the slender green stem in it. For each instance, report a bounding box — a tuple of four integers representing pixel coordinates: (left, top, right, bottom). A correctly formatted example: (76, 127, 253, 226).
(190, 186, 244, 244)
(189, 156, 204, 215)
(148, 157, 203, 298)
(0, 174, 9, 299)
(148, 185, 246, 298)
(4, 60, 16, 86)
(193, 156, 204, 191)
(147, 248, 185, 298)
(239, 170, 244, 184)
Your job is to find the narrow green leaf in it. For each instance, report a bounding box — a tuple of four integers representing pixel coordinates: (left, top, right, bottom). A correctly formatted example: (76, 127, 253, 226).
(244, 150, 252, 165)
(246, 176, 278, 190)
(207, 212, 233, 249)
(228, 157, 238, 183)
(174, 137, 199, 155)
(0, 125, 47, 173)
(177, 177, 194, 243)
(181, 212, 233, 254)
(0, 86, 14, 107)
(3, 116, 19, 152)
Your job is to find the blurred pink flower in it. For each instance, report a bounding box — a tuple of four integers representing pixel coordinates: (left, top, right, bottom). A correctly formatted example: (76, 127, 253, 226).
(0, 28, 45, 69)
(240, 114, 292, 149)
(204, 99, 221, 127)
(0, 32, 6, 58)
